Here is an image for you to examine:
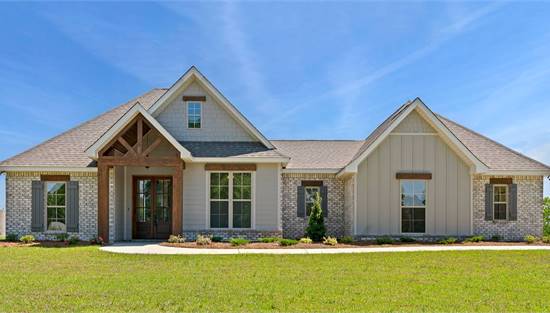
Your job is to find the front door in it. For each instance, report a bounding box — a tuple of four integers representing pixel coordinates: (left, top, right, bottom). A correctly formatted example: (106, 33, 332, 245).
(133, 177, 172, 239)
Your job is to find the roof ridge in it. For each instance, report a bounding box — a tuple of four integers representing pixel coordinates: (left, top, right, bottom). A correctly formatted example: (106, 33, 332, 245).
(270, 139, 364, 142)
(437, 114, 550, 170)
(0, 89, 165, 165)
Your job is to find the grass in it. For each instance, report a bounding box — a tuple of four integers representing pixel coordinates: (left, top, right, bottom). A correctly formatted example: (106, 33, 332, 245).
(0, 247, 550, 312)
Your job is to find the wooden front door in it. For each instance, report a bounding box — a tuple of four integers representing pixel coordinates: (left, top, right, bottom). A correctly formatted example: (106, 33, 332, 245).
(133, 177, 172, 239)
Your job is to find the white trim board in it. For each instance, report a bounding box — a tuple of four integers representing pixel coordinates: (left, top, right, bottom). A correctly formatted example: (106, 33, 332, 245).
(147, 66, 274, 149)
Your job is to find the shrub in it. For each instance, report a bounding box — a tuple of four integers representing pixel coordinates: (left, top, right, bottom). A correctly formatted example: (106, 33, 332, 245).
(323, 236, 338, 246)
(376, 236, 394, 245)
(542, 236, 550, 244)
(68, 235, 80, 245)
(168, 234, 186, 244)
(399, 236, 415, 243)
(6, 233, 18, 242)
(211, 236, 224, 243)
(196, 235, 212, 245)
(90, 236, 104, 245)
(55, 233, 69, 242)
(20, 235, 35, 244)
(259, 237, 280, 243)
(305, 193, 326, 242)
(438, 237, 457, 245)
(464, 235, 485, 243)
(339, 236, 353, 244)
(524, 235, 538, 244)
(491, 235, 502, 242)
(230, 238, 249, 246)
(299, 237, 313, 244)
(279, 239, 298, 246)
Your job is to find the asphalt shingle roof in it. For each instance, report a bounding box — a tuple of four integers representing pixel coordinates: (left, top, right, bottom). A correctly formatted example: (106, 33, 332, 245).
(1, 90, 547, 173)
(180, 141, 286, 158)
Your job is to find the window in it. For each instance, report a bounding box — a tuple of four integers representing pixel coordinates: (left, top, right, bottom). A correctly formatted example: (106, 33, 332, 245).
(209, 172, 253, 229)
(304, 186, 320, 216)
(400, 180, 426, 233)
(187, 102, 202, 128)
(493, 185, 508, 220)
(46, 182, 66, 231)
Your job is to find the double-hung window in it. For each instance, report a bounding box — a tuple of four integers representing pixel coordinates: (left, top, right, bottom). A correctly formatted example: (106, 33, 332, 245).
(400, 180, 426, 233)
(493, 185, 508, 220)
(46, 182, 66, 232)
(187, 102, 202, 128)
(209, 172, 252, 228)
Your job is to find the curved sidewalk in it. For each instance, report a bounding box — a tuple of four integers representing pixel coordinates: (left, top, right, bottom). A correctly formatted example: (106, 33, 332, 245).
(100, 242, 550, 255)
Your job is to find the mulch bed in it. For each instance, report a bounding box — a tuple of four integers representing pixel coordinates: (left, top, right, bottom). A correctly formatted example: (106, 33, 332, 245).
(161, 241, 550, 249)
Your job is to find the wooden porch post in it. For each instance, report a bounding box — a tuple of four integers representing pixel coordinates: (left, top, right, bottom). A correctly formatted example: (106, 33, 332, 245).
(97, 162, 110, 243)
(172, 161, 184, 235)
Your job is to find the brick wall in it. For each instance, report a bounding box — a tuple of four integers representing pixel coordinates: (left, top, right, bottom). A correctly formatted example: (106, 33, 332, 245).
(473, 175, 544, 241)
(5, 171, 115, 241)
(281, 173, 345, 239)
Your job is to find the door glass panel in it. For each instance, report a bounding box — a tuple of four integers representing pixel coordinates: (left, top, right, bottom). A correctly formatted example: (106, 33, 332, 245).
(155, 179, 172, 223)
(136, 179, 152, 223)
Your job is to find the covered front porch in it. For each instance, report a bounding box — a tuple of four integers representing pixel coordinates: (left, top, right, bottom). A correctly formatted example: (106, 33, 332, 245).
(90, 108, 187, 243)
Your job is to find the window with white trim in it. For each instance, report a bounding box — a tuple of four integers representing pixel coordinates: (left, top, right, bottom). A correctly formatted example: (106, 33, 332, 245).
(493, 185, 508, 220)
(187, 102, 202, 128)
(209, 172, 252, 228)
(46, 182, 66, 231)
(400, 180, 426, 233)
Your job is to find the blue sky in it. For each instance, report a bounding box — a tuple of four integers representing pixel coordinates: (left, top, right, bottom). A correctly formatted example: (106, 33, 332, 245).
(0, 1, 549, 209)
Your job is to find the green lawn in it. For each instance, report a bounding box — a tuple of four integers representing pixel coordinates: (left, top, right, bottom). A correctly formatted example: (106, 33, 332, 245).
(1, 247, 549, 312)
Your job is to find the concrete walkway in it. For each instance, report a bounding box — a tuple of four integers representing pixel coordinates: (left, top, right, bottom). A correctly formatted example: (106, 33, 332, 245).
(100, 242, 550, 255)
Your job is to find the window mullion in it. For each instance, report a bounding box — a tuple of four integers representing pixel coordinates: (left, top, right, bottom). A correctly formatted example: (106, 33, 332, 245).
(229, 172, 233, 229)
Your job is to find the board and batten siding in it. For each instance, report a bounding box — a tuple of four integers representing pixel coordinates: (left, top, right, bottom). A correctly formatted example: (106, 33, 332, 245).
(356, 111, 472, 236)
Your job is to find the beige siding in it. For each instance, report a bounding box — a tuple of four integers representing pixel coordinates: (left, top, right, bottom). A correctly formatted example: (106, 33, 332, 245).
(391, 110, 436, 133)
(156, 81, 256, 142)
(356, 113, 471, 236)
(254, 164, 279, 230)
(182, 163, 207, 230)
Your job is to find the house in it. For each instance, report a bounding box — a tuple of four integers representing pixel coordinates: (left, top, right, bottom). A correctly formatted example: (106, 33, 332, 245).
(1, 66, 548, 243)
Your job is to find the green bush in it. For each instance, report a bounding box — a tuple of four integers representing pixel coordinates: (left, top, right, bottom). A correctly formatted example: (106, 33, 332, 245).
(544, 197, 550, 236)
(6, 233, 18, 242)
(305, 193, 326, 242)
(55, 233, 69, 242)
(542, 235, 550, 244)
(68, 235, 80, 245)
(259, 237, 280, 243)
(323, 236, 338, 246)
(491, 235, 502, 242)
(279, 239, 298, 246)
(20, 235, 35, 244)
(168, 234, 186, 244)
(196, 235, 211, 245)
(299, 237, 313, 244)
(376, 236, 394, 245)
(230, 238, 249, 246)
(524, 235, 538, 244)
(464, 235, 485, 243)
(339, 236, 353, 244)
(438, 237, 457, 245)
(399, 236, 416, 243)
(211, 236, 224, 243)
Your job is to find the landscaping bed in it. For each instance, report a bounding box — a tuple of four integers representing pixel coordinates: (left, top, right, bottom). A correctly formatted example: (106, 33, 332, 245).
(0, 240, 93, 248)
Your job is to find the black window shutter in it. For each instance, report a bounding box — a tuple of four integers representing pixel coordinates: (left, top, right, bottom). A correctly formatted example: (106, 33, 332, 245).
(321, 186, 328, 218)
(297, 186, 305, 217)
(31, 181, 45, 231)
(508, 183, 517, 221)
(66, 181, 79, 232)
(485, 184, 493, 221)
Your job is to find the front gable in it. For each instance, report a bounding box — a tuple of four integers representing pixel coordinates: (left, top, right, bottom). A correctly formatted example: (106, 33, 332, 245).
(391, 110, 437, 134)
(155, 81, 256, 142)
(148, 67, 273, 148)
